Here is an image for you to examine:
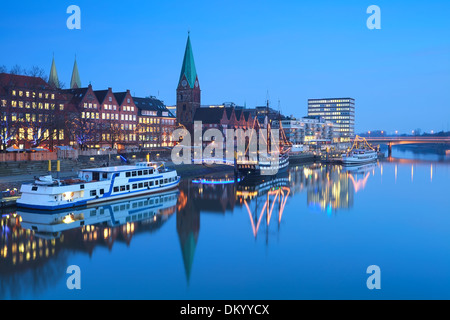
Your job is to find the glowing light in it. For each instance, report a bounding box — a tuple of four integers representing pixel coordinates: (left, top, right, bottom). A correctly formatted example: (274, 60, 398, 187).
(62, 214, 75, 224)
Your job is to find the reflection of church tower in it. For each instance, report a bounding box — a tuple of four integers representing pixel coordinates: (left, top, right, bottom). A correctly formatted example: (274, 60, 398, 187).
(176, 182, 200, 283)
(176, 33, 201, 133)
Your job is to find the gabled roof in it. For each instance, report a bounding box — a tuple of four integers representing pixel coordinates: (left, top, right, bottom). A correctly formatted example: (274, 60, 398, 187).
(224, 107, 234, 120)
(193, 107, 225, 124)
(94, 90, 109, 104)
(179, 34, 198, 88)
(113, 92, 130, 106)
(61, 87, 90, 105)
(243, 111, 251, 122)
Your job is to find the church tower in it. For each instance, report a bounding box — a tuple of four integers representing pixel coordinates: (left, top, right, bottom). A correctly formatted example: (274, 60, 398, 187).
(70, 56, 81, 89)
(176, 33, 201, 132)
(48, 55, 60, 89)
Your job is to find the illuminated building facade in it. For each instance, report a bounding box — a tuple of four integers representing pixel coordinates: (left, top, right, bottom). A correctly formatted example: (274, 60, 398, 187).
(307, 98, 355, 142)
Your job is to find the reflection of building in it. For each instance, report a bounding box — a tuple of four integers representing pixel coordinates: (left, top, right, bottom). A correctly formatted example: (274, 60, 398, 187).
(306, 166, 353, 212)
(0, 192, 177, 297)
(176, 34, 201, 133)
(288, 164, 356, 213)
(176, 181, 199, 283)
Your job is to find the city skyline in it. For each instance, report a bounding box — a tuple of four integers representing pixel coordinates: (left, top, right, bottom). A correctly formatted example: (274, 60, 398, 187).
(1, 0, 449, 134)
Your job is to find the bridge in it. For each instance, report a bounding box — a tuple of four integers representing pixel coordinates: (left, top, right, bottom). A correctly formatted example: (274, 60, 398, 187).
(364, 136, 450, 156)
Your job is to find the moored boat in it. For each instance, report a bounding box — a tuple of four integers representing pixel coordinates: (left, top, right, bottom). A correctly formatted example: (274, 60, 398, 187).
(341, 149, 378, 165)
(16, 161, 180, 211)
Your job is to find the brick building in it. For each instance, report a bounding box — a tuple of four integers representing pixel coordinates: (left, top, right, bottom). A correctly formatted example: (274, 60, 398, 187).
(0, 73, 69, 151)
(134, 96, 176, 149)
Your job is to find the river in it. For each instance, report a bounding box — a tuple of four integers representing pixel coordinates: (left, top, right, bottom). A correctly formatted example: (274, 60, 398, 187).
(1, 147, 449, 299)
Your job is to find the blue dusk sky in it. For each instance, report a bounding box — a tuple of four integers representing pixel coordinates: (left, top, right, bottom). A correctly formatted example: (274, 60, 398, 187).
(1, 0, 449, 134)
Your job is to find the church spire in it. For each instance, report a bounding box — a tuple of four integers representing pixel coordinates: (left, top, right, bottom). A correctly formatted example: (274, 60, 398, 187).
(179, 33, 198, 89)
(48, 54, 60, 89)
(70, 56, 81, 89)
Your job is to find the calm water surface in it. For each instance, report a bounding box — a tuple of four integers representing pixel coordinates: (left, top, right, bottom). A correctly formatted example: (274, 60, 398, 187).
(1, 148, 449, 299)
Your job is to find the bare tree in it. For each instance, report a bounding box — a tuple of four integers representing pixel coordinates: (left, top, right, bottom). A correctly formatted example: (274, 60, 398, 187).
(66, 113, 97, 150)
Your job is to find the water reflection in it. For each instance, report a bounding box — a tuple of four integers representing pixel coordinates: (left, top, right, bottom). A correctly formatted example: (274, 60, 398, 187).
(0, 155, 447, 298)
(0, 190, 178, 298)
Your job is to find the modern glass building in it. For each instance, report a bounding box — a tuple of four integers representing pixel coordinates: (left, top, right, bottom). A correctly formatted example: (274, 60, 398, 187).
(307, 98, 355, 142)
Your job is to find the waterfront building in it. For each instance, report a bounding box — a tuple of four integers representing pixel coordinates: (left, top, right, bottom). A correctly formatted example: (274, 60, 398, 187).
(273, 116, 338, 147)
(307, 98, 355, 142)
(134, 96, 177, 149)
(62, 84, 101, 148)
(176, 34, 201, 133)
(114, 90, 138, 150)
(0, 72, 69, 151)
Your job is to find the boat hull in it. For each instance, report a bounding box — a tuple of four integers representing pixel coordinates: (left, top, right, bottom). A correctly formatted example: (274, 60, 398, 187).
(16, 179, 180, 211)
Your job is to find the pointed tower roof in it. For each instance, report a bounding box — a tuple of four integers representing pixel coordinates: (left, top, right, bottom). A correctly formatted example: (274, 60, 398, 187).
(48, 55, 60, 89)
(179, 33, 198, 88)
(70, 57, 81, 89)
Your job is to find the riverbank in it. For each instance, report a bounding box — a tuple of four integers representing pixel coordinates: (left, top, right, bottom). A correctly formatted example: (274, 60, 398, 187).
(0, 155, 318, 209)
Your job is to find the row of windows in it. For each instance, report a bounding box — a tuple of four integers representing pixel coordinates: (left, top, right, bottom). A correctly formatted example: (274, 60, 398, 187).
(5, 100, 64, 110)
(308, 99, 353, 104)
(8, 113, 56, 123)
(112, 176, 177, 193)
(11, 90, 55, 100)
(124, 169, 154, 177)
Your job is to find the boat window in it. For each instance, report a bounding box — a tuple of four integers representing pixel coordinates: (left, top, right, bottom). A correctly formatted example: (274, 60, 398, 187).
(80, 184, 84, 189)
(100, 189, 104, 195)
(144, 182, 148, 187)
(155, 180, 158, 185)
(150, 181, 154, 186)
(32, 186, 38, 191)
(126, 172, 131, 177)
(132, 184, 137, 189)
(90, 190, 97, 196)
(113, 187, 119, 192)
(120, 186, 126, 191)
(143, 170, 148, 175)
(149, 169, 154, 174)
(138, 171, 143, 176)
(164, 179, 168, 184)
(138, 183, 143, 188)
(160, 179, 163, 185)
(126, 185, 130, 191)
(102, 173, 108, 179)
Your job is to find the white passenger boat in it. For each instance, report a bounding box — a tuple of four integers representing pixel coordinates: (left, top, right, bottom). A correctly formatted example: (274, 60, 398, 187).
(16, 161, 180, 211)
(341, 149, 378, 165)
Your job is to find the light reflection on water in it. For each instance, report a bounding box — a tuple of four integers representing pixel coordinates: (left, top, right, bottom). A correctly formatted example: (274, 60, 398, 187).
(0, 149, 449, 299)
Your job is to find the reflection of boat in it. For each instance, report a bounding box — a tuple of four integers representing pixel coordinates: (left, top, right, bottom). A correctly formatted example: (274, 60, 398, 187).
(18, 189, 179, 237)
(237, 173, 289, 199)
(17, 161, 180, 211)
(341, 162, 376, 174)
